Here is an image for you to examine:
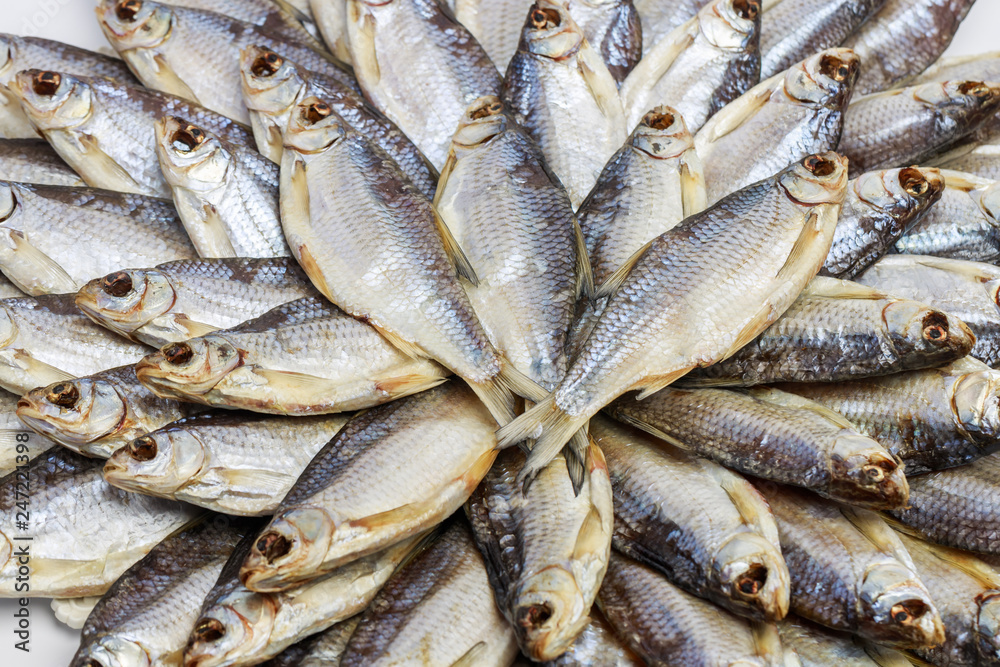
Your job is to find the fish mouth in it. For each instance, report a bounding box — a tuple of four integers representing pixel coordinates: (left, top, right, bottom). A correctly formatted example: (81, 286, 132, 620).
(512, 567, 589, 660)
(828, 446, 909, 510)
(183, 593, 277, 666)
(239, 508, 334, 592)
(862, 563, 944, 647)
(715, 534, 790, 620)
(527, 5, 583, 60)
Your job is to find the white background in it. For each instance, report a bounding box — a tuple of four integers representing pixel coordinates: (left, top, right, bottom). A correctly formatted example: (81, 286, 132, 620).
(1, 0, 999, 664)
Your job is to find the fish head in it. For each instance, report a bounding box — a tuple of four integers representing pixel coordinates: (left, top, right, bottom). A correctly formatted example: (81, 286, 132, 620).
(977, 591, 1000, 662)
(72, 636, 152, 667)
(511, 565, 590, 661)
(16, 378, 126, 453)
(970, 180, 1000, 225)
(10, 69, 94, 132)
(96, 0, 173, 52)
(915, 80, 1000, 126)
(0, 35, 17, 86)
(239, 46, 305, 116)
(183, 590, 277, 667)
(76, 269, 177, 342)
(828, 434, 908, 509)
(631, 106, 694, 159)
(284, 96, 348, 155)
(699, 0, 761, 51)
(784, 48, 860, 109)
(852, 166, 945, 226)
(103, 430, 206, 496)
(859, 561, 944, 647)
(155, 116, 230, 194)
(951, 369, 1000, 445)
(239, 507, 335, 591)
(135, 337, 244, 398)
(451, 96, 508, 157)
(521, 1, 584, 61)
(712, 532, 790, 621)
(779, 151, 849, 205)
(883, 299, 975, 366)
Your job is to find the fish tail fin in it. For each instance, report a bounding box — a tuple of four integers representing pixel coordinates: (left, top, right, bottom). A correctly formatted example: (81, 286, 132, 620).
(497, 361, 548, 402)
(468, 377, 517, 426)
(564, 427, 589, 495)
(496, 396, 588, 491)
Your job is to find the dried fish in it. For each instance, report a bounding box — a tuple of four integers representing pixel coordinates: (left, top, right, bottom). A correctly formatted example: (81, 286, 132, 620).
(633, 0, 712, 53)
(0, 138, 84, 186)
(239, 382, 497, 591)
(0, 389, 53, 475)
(135, 296, 448, 414)
(538, 610, 643, 667)
(777, 616, 912, 667)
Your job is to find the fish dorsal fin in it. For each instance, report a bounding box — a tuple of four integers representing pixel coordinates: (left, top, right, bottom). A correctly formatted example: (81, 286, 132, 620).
(593, 238, 653, 300)
(802, 276, 886, 300)
(841, 506, 914, 569)
(747, 387, 858, 429)
(900, 530, 1000, 590)
(431, 208, 479, 286)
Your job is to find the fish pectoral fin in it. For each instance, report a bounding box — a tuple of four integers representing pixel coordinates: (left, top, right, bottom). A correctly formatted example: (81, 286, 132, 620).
(578, 46, 625, 123)
(247, 368, 348, 395)
(720, 303, 776, 361)
(450, 642, 489, 667)
(840, 506, 913, 567)
(609, 409, 692, 450)
(716, 471, 781, 545)
(10, 351, 75, 386)
(75, 134, 145, 194)
(370, 323, 428, 361)
(272, 0, 312, 24)
(375, 371, 449, 398)
(633, 367, 695, 400)
(698, 82, 774, 144)
(149, 53, 200, 103)
(432, 153, 457, 208)
(0, 230, 77, 295)
(680, 155, 707, 216)
(751, 621, 787, 666)
(351, 10, 381, 84)
(184, 199, 237, 258)
(572, 217, 595, 299)
(565, 428, 589, 494)
(353, 492, 447, 531)
(593, 238, 654, 300)
(431, 209, 479, 286)
(750, 387, 857, 428)
(159, 314, 221, 340)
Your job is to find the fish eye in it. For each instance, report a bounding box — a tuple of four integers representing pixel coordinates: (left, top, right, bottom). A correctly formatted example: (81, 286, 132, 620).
(899, 168, 929, 196)
(46, 382, 80, 408)
(171, 123, 207, 152)
(162, 342, 194, 365)
(959, 81, 989, 97)
(115, 0, 143, 21)
(302, 102, 332, 124)
(251, 51, 283, 77)
(923, 325, 947, 341)
(128, 436, 158, 461)
(862, 464, 885, 482)
(530, 7, 560, 29)
(921, 312, 949, 343)
(733, 0, 759, 20)
(819, 55, 850, 82)
(32, 71, 61, 97)
(101, 271, 134, 297)
(192, 618, 226, 643)
(803, 155, 835, 176)
(644, 110, 676, 130)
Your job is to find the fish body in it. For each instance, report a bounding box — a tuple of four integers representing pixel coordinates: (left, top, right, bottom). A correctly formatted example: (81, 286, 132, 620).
(71, 519, 249, 667)
(938, 139, 1000, 181)
(257, 617, 360, 667)
(608, 384, 909, 509)
(75, 257, 317, 348)
(134, 296, 448, 414)
(0, 181, 196, 295)
(239, 382, 497, 591)
(761, 484, 944, 648)
(0, 139, 84, 186)
(279, 99, 516, 424)
(593, 415, 791, 620)
(338, 520, 519, 667)
(777, 359, 1000, 473)
(162, 0, 320, 46)
(759, 0, 885, 78)
(890, 451, 1000, 555)
(777, 617, 912, 666)
(538, 610, 643, 666)
(857, 255, 1000, 367)
(238, 45, 437, 198)
(895, 170, 1000, 262)
(97, 0, 354, 126)
(598, 551, 794, 666)
(0, 389, 53, 475)
(0, 293, 151, 395)
(563, 0, 643, 84)
(183, 531, 416, 667)
(10, 70, 253, 198)
(503, 0, 627, 208)
(155, 116, 289, 258)
(346, 0, 502, 169)
(465, 440, 613, 660)
(897, 532, 1000, 666)
(633, 0, 712, 53)
(694, 49, 858, 203)
(842, 0, 978, 95)
(620, 0, 761, 132)
(455, 0, 534, 71)
(103, 411, 349, 516)
(839, 81, 1000, 176)
(16, 364, 205, 459)
(0, 447, 202, 597)
(0, 33, 136, 139)
(680, 276, 974, 386)
(497, 152, 848, 482)
(311, 0, 353, 63)
(435, 96, 583, 390)
(820, 167, 945, 279)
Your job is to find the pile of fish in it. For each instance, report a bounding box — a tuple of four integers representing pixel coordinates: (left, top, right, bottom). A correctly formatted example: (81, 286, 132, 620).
(4, 0, 1000, 664)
